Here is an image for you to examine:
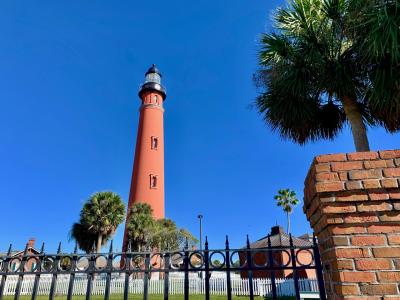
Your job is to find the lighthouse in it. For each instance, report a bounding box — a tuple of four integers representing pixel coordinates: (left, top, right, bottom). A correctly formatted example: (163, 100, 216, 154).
(122, 65, 166, 251)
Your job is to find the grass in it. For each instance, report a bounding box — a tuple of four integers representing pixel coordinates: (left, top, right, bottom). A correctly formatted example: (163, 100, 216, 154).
(2, 295, 291, 300)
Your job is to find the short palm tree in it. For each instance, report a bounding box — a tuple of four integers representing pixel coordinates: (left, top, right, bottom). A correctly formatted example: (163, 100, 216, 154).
(71, 191, 125, 253)
(274, 189, 299, 233)
(255, 0, 400, 151)
(126, 203, 155, 251)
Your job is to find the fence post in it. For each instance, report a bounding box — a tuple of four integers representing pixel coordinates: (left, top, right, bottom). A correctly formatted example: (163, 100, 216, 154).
(245, 235, 254, 300)
(0, 244, 12, 299)
(204, 237, 210, 300)
(31, 242, 45, 300)
(143, 250, 150, 300)
(163, 250, 170, 300)
(267, 235, 277, 300)
(123, 241, 132, 300)
(49, 242, 62, 300)
(289, 235, 300, 300)
(104, 241, 113, 300)
(183, 239, 189, 300)
(225, 236, 232, 300)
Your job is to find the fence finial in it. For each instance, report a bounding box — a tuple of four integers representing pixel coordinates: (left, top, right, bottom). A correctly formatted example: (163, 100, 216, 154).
(128, 240, 132, 252)
(74, 243, 78, 254)
(40, 242, 45, 253)
(109, 240, 113, 253)
(246, 234, 250, 248)
(7, 244, 12, 255)
(23, 242, 29, 255)
(205, 236, 209, 249)
(57, 242, 62, 253)
(185, 237, 189, 250)
(225, 235, 229, 249)
(289, 234, 294, 247)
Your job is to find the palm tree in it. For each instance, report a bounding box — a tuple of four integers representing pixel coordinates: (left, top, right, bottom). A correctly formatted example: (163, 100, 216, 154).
(274, 189, 299, 233)
(71, 191, 125, 253)
(125, 203, 155, 251)
(255, 0, 400, 152)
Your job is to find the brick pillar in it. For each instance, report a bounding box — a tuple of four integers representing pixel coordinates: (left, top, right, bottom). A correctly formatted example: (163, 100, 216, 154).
(304, 150, 400, 299)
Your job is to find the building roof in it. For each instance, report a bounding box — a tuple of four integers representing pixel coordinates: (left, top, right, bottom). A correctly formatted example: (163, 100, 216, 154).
(248, 226, 313, 248)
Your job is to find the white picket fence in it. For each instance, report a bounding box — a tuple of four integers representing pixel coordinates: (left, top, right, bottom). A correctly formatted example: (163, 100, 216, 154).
(2, 275, 319, 297)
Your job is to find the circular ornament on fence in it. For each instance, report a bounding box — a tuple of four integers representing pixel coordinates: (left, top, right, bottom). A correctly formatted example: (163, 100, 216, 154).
(295, 249, 314, 267)
(189, 251, 204, 269)
(230, 251, 247, 268)
(112, 255, 125, 270)
(41, 256, 55, 272)
(59, 256, 73, 271)
(170, 251, 184, 270)
(95, 255, 107, 270)
(76, 256, 89, 271)
(25, 257, 40, 272)
(210, 251, 225, 269)
(8, 258, 21, 272)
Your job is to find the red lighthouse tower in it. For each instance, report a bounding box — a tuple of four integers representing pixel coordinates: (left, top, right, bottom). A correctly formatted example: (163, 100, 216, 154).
(122, 65, 166, 251)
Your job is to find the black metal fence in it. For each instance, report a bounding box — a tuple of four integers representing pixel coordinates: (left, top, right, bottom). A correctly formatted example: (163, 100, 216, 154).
(0, 235, 326, 300)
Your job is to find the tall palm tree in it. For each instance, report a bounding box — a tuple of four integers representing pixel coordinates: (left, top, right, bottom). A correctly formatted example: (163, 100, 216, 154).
(71, 191, 125, 253)
(274, 189, 299, 234)
(255, 0, 400, 151)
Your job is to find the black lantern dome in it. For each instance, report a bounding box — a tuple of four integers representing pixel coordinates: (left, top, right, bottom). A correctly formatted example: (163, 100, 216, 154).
(139, 64, 166, 99)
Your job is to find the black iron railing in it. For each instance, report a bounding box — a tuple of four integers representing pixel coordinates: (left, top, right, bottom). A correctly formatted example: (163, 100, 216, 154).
(0, 235, 326, 300)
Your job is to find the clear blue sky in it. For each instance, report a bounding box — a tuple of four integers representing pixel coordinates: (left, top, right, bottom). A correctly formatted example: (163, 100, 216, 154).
(1, 0, 399, 253)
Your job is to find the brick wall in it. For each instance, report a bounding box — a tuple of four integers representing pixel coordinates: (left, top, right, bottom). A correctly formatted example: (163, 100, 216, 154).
(304, 150, 400, 299)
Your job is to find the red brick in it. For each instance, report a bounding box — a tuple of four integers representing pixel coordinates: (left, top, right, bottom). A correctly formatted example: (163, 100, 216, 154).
(364, 159, 395, 169)
(349, 169, 382, 180)
(346, 181, 363, 190)
(388, 234, 400, 245)
(379, 150, 400, 159)
(383, 168, 400, 177)
(373, 247, 400, 257)
(390, 190, 400, 200)
(378, 271, 400, 282)
(334, 284, 359, 296)
(360, 283, 398, 295)
(368, 224, 400, 233)
(348, 151, 379, 160)
(344, 213, 379, 224)
(332, 225, 366, 234)
(357, 202, 392, 212)
(336, 248, 370, 258)
(338, 171, 348, 181)
(315, 163, 331, 173)
(336, 191, 369, 202)
(355, 258, 392, 270)
(316, 153, 347, 163)
(322, 204, 356, 214)
(395, 158, 400, 167)
(379, 212, 400, 222)
(316, 172, 339, 181)
(351, 235, 386, 246)
(381, 178, 399, 188)
(363, 179, 381, 189)
(332, 259, 354, 270)
(337, 271, 375, 283)
(368, 190, 389, 201)
(315, 181, 345, 193)
(331, 161, 363, 171)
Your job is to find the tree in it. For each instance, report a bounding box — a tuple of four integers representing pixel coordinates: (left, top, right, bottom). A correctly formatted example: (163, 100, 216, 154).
(274, 189, 299, 233)
(70, 191, 125, 253)
(126, 203, 198, 251)
(255, 0, 400, 152)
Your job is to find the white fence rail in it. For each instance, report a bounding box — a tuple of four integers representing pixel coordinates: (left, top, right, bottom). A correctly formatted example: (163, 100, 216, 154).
(2, 276, 319, 297)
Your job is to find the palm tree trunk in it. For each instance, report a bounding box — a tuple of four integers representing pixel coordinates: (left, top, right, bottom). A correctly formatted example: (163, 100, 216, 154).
(96, 234, 103, 254)
(287, 212, 290, 234)
(341, 96, 370, 152)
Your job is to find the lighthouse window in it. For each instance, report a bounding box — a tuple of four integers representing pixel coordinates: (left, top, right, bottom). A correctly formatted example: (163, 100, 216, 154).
(150, 175, 158, 189)
(151, 136, 159, 150)
(153, 95, 159, 104)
